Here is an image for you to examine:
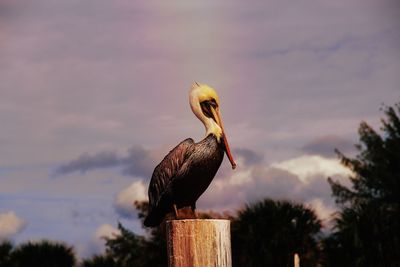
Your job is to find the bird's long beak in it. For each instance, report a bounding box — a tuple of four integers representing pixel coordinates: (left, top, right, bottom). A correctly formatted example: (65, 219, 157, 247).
(210, 107, 237, 169)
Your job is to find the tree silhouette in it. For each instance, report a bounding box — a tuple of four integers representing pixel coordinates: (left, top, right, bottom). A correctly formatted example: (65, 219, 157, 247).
(0, 241, 13, 267)
(100, 201, 168, 267)
(231, 199, 322, 267)
(81, 254, 116, 267)
(326, 102, 400, 267)
(104, 222, 147, 267)
(10, 240, 76, 267)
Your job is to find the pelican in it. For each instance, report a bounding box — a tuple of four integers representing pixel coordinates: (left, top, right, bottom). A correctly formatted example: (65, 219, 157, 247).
(144, 82, 236, 227)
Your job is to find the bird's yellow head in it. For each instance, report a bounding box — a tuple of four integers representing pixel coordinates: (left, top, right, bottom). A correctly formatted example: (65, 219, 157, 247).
(190, 82, 220, 106)
(189, 82, 236, 169)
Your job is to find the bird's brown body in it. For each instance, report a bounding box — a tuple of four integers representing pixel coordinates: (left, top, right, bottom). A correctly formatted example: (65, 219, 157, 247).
(144, 135, 224, 227)
(144, 83, 236, 227)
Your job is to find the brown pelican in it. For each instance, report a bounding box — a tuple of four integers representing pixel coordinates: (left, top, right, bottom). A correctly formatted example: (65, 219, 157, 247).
(144, 82, 236, 227)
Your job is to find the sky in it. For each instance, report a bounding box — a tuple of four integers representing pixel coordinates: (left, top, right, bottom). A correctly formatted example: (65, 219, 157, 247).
(0, 0, 399, 258)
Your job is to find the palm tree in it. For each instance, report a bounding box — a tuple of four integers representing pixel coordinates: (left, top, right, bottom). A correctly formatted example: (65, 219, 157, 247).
(231, 199, 322, 267)
(326, 102, 400, 266)
(81, 254, 116, 267)
(10, 240, 76, 267)
(104, 223, 146, 267)
(0, 241, 13, 267)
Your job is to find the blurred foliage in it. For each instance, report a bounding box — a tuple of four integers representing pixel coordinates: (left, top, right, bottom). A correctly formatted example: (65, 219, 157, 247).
(232, 199, 322, 267)
(0, 241, 13, 267)
(325, 102, 400, 267)
(81, 254, 116, 267)
(82, 201, 168, 267)
(0, 240, 76, 267)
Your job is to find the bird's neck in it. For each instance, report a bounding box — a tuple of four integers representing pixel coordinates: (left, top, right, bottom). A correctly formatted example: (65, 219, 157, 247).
(203, 118, 222, 142)
(190, 96, 223, 142)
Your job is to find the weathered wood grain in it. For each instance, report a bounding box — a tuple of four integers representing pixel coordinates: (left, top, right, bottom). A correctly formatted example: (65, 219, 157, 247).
(166, 219, 231, 267)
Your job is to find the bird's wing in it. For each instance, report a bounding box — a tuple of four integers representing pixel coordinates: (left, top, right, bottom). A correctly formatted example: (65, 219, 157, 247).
(148, 138, 195, 209)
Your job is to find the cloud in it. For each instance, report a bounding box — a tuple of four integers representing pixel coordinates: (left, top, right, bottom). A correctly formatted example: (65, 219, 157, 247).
(54, 151, 120, 174)
(198, 154, 349, 223)
(0, 211, 27, 241)
(114, 180, 147, 218)
(307, 198, 336, 227)
(234, 148, 263, 166)
(302, 135, 356, 157)
(54, 146, 155, 178)
(271, 155, 352, 183)
(89, 224, 121, 255)
(120, 147, 157, 178)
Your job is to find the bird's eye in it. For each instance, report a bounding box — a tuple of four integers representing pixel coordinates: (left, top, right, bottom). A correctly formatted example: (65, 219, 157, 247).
(209, 99, 218, 108)
(200, 100, 217, 118)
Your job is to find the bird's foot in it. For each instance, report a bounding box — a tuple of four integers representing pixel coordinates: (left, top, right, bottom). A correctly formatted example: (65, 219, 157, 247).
(173, 204, 179, 219)
(191, 205, 197, 219)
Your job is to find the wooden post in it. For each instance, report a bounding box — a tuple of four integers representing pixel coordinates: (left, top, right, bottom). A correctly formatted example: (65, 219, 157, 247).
(166, 219, 231, 267)
(294, 253, 300, 267)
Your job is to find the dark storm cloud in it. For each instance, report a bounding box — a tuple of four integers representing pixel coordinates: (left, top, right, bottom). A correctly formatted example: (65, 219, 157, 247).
(55, 151, 120, 174)
(54, 146, 154, 178)
(302, 135, 356, 157)
(120, 147, 155, 178)
(234, 148, 263, 165)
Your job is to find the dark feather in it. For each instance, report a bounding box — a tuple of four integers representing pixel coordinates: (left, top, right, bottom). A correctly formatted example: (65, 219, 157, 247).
(147, 138, 195, 209)
(144, 135, 224, 227)
(144, 138, 195, 226)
